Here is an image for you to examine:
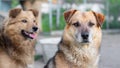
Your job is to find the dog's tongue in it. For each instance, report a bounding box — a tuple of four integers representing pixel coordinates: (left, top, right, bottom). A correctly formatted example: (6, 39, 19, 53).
(29, 33, 37, 39)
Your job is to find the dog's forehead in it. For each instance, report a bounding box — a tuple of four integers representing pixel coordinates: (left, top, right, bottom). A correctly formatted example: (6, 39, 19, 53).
(18, 11, 35, 18)
(71, 11, 96, 23)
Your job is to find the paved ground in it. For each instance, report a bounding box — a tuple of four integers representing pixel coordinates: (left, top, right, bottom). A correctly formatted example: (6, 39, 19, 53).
(35, 30, 120, 68)
(99, 32, 120, 68)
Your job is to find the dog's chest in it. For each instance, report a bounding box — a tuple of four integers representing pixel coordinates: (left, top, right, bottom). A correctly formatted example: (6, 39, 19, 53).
(62, 45, 98, 68)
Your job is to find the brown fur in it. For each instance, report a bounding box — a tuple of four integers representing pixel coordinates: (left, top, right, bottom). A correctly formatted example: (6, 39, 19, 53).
(0, 8, 39, 68)
(19, 0, 47, 31)
(44, 9, 105, 68)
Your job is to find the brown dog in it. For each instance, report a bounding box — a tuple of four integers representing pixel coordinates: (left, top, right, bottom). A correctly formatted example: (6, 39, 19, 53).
(19, 0, 47, 31)
(0, 8, 39, 68)
(44, 9, 105, 68)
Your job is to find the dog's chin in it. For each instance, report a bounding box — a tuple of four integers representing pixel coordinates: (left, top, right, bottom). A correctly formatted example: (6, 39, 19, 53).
(76, 39, 90, 44)
(21, 30, 37, 39)
(81, 41, 90, 45)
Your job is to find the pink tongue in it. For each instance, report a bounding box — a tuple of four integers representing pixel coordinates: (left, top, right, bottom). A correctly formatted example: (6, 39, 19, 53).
(29, 34, 37, 39)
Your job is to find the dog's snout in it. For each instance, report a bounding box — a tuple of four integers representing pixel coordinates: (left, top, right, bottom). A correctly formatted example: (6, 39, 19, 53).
(81, 32, 89, 39)
(32, 26, 38, 32)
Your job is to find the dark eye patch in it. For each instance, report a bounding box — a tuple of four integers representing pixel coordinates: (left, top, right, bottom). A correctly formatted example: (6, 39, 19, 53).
(88, 22, 95, 27)
(72, 21, 80, 27)
(22, 19, 27, 23)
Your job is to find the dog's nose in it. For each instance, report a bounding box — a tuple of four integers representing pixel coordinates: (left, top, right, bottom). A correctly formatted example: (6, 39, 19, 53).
(81, 32, 89, 40)
(32, 26, 38, 32)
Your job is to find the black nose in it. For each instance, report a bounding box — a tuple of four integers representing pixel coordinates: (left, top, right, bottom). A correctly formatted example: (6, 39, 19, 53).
(32, 26, 38, 32)
(81, 32, 89, 40)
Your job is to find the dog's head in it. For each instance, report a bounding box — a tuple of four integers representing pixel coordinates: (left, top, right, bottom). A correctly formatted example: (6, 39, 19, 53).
(4, 8, 39, 40)
(63, 9, 105, 44)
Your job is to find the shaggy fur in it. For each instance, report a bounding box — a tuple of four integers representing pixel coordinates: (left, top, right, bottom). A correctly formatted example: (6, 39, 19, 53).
(44, 9, 105, 68)
(0, 8, 39, 68)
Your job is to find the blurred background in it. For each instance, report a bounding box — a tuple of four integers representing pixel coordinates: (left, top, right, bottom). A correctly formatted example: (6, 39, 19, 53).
(0, 0, 120, 68)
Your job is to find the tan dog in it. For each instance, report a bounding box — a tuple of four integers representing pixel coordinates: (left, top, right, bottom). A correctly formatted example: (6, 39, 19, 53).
(19, 0, 47, 31)
(0, 8, 39, 68)
(44, 9, 105, 68)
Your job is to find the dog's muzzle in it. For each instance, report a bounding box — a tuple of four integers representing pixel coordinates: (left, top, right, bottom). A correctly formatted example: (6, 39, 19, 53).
(81, 32, 89, 43)
(21, 26, 38, 39)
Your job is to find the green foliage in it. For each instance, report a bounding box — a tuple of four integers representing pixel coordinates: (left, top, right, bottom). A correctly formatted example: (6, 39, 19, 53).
(42, 14, 50, 32)
(34, 55, 42, 61)
(11, 0, 19, 8)
(109, 22, 120, 29)
(109, 0, 120, 20)
(104, 0, 120, 29)
(42, 9, 66, 32)
(103, 20, 120, 29)
(65, 0, 82, 4)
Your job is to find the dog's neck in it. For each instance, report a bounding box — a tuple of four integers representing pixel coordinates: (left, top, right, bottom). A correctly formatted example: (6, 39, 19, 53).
(0, 32, 35, 66)
(59, 40, 99, 67)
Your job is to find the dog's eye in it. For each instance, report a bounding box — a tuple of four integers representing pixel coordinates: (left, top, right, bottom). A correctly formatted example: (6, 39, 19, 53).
(73, 22, 80, 27)
(22, 19, 27, 23)
(89, 22, 95, 27)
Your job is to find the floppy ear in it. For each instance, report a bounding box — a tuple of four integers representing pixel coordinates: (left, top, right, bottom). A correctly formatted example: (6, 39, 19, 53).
(29, 9, 39, 17)
(64, 9, 77, 23)
(9, 8, 22, 18)
(92, 11, 105, 26)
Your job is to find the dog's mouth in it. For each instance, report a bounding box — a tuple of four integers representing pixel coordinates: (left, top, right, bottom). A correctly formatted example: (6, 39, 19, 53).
(80, 40, 90, 45)
(82, 39, 89, 43)
(21, 30, 37, 39)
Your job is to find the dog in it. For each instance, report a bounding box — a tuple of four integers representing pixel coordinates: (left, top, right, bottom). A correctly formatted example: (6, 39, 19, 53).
(19, 0, 47, 31)
(44, 9, 105, 68)
(0, 8, 39, 68)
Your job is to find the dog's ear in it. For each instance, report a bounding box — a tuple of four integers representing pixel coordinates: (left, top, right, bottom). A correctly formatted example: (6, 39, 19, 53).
(92, 11, 105, 26)
(9, 8, 22, 18)
(29, 9, 39, 17)
(64, 9, 77, 23)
